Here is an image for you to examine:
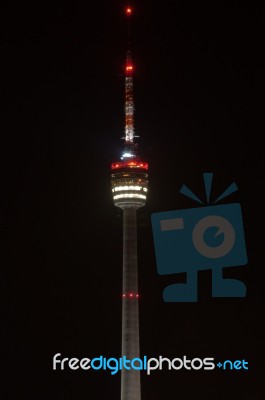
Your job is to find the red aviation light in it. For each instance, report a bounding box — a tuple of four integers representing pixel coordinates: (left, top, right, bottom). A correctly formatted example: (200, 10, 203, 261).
(126, 7, 132, 15)
(125, 64, 134, 74)
(122, 293, 140, 298)
(111, 160, 148, 170)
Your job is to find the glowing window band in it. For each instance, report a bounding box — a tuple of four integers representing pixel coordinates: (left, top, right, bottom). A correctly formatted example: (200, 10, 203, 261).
(113, 194, 146, 200)
(112, 185, 145, 192)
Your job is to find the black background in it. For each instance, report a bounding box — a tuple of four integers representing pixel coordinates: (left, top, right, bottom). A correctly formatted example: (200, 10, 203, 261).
(3, 0, 264, 398)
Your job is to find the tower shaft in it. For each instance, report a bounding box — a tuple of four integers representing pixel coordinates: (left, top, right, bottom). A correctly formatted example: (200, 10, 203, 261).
(121, 208, 141, 400)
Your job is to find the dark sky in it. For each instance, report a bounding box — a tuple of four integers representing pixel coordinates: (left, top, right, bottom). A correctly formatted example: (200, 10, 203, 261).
(3, 0, 264, 399)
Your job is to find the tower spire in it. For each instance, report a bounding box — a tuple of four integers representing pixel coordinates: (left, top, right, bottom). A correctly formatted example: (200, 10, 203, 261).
(124, 5, 135, 148)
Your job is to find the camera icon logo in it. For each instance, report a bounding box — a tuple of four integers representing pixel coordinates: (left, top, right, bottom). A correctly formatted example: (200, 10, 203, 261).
(151, 173, 248, 302)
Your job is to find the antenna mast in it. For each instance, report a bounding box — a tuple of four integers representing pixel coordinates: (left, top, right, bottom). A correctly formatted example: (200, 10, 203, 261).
(124, 6, 136, 150)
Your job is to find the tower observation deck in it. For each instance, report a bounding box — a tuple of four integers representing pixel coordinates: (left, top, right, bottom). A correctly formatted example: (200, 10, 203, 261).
(110, 5, 148, 400)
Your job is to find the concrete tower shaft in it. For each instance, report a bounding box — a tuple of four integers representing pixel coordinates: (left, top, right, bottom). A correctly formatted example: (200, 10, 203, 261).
(121, 208, 141, 400)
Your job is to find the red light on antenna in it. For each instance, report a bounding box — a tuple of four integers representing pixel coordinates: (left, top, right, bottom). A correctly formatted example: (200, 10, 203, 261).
(126, 65, 133, 72)
(126, 7, 132, 15)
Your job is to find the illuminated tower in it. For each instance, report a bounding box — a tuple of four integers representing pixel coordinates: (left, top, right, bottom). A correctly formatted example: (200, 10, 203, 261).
(111, 6, 148, 400)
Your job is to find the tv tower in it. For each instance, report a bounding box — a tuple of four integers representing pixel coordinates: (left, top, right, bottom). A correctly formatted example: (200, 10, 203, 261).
(111, 5, 148, 400)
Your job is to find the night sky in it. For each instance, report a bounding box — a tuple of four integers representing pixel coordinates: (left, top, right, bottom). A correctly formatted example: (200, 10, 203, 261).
(3, 0, 264, 399)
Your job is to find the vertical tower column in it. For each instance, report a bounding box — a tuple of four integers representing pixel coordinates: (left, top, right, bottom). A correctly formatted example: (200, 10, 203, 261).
(121, 207, 141, 400)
